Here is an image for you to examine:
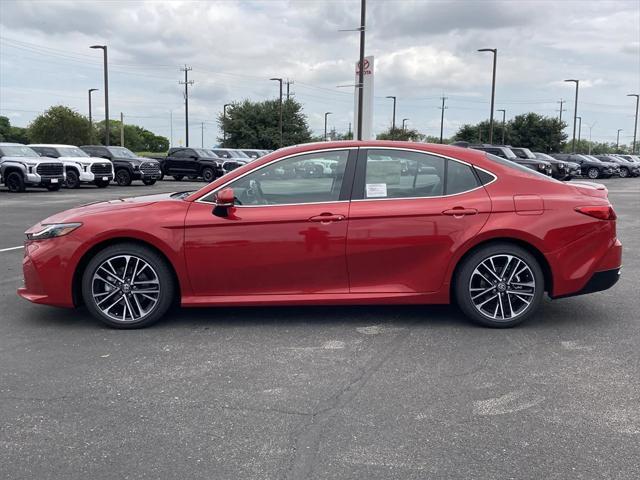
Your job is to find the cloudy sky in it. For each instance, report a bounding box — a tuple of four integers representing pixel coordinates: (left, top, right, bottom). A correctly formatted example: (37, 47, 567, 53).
(1, 0, 639, 147)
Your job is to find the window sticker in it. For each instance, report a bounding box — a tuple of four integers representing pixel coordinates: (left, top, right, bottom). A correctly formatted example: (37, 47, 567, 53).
(366, 183, 388, 198)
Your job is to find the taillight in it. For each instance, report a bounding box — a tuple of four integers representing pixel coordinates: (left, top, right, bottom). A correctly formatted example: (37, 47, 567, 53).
(575, 205, 617, 220)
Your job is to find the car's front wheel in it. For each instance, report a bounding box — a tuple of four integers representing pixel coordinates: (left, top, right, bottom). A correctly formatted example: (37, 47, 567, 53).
(115, 169, 133, 186)
(65, 169, 81, 188)
(619, 167, 629, 178)
(454, 243, 544, 328)
(81, 243, 175, 328)
(201, 167, 215, 182)
(6, 172, 25, 192)
(587, 167, 600, 179)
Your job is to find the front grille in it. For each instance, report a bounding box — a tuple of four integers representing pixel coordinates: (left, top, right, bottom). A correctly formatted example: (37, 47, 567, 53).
(140, 162, 160, 175)
(91, 163, 112, 175)
(36, 163, 64, 177)
(223, 161, 242, 172)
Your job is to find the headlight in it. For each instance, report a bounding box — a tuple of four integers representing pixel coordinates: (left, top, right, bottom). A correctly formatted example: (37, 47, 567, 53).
(558, 162, 565, 168)
(26, 223, 82, 241)
(538, 163, 546, 170)
(130, 162, 140, 170)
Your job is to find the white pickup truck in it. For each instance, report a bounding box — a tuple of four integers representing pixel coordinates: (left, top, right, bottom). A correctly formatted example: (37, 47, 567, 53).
(29, 144, 114, 188)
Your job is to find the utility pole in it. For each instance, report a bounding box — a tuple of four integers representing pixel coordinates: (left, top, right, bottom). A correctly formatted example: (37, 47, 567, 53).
(616, 129, 623, 151)
(564, 79, 579, 152)
(385, 96, 397, 131)
(170, 110, 173, 147)
(90, 45, 109, 145)
(576, 116, 582, 150)
(270, 78, 283, 147)
(179, 65, 194, 147)
(88, 88, 98, 143)
(120, 112, 124, 147)
(557, 99, 566, 123)
(201, 122, 205, 148)
(628, 94, 639, 154)
(356, 0, 366, 141)
(439, 96, 447, 143)
(348, 122, 352, 138)
(402, 118, 409, 131)
(497, 109, 506, 144)
(285, 80, 294, 101)
(478, 48, 497, 144)
(324, 112, 332, 141)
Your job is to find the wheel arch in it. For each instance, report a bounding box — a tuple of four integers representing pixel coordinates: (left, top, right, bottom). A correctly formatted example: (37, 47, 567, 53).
(72, 236, 182, 307)
(449, 237, 553, 301)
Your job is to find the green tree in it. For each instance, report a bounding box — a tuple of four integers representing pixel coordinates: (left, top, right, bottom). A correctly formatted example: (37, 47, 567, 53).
(453, 121, 492, 143)
(28, 105, 93, 145)
(376, 126, 424, 141)
(95, 120, 169, 152)
(218, 99, 312, 149)
(0, 116, 30, 143)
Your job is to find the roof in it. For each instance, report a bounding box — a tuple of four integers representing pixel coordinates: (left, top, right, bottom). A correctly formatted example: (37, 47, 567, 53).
(29, 144, 77, 148)
(0, 142, 26, 146)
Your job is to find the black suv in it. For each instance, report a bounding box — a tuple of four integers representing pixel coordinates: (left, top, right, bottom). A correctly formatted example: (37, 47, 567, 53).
(80, 146, 161, 186)
(593, 154, 639, 178)
(550, 154, 615, 179)
(532, 152, 580, 180)
(468, 144, 552, 176)
(159, 148, 224, 182)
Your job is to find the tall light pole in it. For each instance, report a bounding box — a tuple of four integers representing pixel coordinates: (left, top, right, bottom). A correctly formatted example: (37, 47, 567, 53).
(576, 116, 582, 151)
(90, 45, 109, 145)
(356, 0, 366, 141)
(628, 94, 639, 154)
(402, 118, 409, 131)
(439, 96, 447, 144)
(564, 79, 579, 152)
(88, 88, 98, 142)
(223, 103, 231, 143)
(270, 78, 283, 147)
(497, 109, 506, 145)
(324, 112, 332, 141)
(385, 95, 397, 132)
(616, 129, 623, 151)
(478, 48, 497, 144)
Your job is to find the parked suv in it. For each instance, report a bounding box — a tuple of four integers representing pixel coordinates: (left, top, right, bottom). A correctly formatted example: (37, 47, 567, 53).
(468, 144, 552, 175)
(210, 148, 250, 175)
(0, 143, 65, 192)
(532, 152, 580, 180)
(508, 147, 575, 180)
(157, 148, 224, 182)
(30, 144, 113, 188)
(79, 145, 161, 186)
(593, 154, 639, 178)
(550, 154, 615, 179)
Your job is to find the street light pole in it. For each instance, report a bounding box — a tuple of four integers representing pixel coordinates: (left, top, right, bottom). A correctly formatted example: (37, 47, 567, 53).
(497, 109, 506, 144)
(90, 45, 109, 145)
(385, 96, 397, 132)
(576, 116, 582, 151)
(478, 48, 497, 144)
(88, 88, 98, 142)
(223, 103, 231, 144)
(628, 94, 639, 154)
(616, 129, 623, 151)
(564, 79, 579, 152)
(356, 0, 366, 141)
(270, 78, 283, 147)
(439, 96, 447, 144)
(402, 118, 409, 131)
(324, 112, 332, 141)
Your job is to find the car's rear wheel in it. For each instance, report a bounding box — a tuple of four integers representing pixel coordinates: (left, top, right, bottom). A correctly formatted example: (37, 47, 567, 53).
(454, 243, 544, 328)
(587, 167, 600, 179)
(115, 169, 132, 186)
(6, 172, 25, 192)
(619, 167, 629, 178)
(65, 169, 81, 188)
(201, 167, 215, 182)
(81, 243, 175, 328)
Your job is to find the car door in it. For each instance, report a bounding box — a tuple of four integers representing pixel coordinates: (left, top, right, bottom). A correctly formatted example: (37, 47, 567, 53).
(184, 148, 356, 296)
(167, 149, 189, 174)
(346, 148, 492, 294)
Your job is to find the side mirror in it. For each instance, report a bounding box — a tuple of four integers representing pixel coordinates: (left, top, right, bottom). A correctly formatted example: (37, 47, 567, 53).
(213, 188, 235, 217)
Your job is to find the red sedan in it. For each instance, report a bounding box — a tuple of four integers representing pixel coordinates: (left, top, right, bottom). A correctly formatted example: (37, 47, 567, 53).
(18, 141, 622, 328)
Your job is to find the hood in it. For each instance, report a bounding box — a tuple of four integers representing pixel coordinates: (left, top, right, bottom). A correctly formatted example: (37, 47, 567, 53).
(36, 192, 177, 224)
(57, 156, 109, 164)
(1, 155, 56, 164)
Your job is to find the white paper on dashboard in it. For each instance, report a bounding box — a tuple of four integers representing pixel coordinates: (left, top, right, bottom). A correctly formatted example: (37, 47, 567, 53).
(366, 183, 387, 198)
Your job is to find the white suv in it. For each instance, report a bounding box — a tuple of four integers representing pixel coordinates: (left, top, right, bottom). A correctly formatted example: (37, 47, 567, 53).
(29, 144, 114, 188)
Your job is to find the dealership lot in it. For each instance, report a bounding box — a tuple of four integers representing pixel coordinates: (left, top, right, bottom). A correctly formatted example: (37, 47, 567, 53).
(1, 179, 639, 479)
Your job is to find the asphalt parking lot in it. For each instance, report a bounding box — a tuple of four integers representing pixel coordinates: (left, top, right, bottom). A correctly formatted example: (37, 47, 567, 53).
(1, 178, 639, 479)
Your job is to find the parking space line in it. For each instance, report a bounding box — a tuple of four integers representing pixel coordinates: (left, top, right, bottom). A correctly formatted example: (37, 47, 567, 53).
(0, 246, 23, 253)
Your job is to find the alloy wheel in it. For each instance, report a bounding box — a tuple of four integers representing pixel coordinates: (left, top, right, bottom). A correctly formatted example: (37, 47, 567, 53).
(469, 254, 536, 322)
(91, 255, 160, 323)
(587, 168, 599, 179)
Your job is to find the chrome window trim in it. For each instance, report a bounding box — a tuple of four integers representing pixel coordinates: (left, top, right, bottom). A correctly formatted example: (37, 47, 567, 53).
(195, 147, 357, 205)
(194, 145, 498, 206)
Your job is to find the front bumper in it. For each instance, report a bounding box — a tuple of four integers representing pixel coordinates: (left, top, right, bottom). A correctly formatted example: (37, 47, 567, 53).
(26, 173, 65, 186)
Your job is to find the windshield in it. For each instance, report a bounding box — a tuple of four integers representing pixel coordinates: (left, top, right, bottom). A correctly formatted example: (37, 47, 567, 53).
(485, 153, 558, 182)
(56, 147, 89, 157)
(534, 153, 556, 161)
(107, 146, 137, 158)
(193, 149, 215, 157)
(512, 148, 536, 159)
(0, 145, 40, 157)
(229, 150, 250, 158)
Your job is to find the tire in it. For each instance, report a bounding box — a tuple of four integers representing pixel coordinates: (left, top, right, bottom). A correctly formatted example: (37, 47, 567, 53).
(173, 175, 184, 181)
(46, 184, 61, 191)
(619, 167, 629, 178)
(94, 179, 110, 188)
(158, 172, 165, 181)
(201, 167, 215, 182)
(81, 243, 175, 329)
(115, 169, 132, 186)
(142, 178, 157, 186)
(586, 167, 600, 179)
(65, 169, 81, 189)
(454, 242, 545, 328)
(6, 172, 25, 192)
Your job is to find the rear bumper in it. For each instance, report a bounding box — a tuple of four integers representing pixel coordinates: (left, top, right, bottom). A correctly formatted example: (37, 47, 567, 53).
(552, 268, 621, 299)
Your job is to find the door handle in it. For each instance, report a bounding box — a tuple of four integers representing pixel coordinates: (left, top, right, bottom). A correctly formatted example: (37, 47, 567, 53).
(442, 208, 478, 216)
(308, 213, 345, 223)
